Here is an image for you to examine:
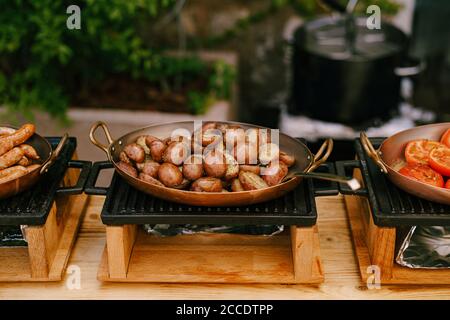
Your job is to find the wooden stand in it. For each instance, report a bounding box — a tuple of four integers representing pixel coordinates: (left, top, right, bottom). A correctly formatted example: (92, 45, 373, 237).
(98, 224, 323, 284)
(344, 168, 450, 285)
(0, 159, 87, 282)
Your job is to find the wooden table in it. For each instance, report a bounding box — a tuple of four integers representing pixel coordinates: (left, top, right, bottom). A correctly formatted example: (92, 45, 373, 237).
(1, 195, 449, 300)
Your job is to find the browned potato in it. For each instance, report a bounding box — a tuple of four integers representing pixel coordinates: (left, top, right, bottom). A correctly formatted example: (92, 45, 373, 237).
(258, 143, 279, 165)
(0, 147, 24, 169)
(203, 150, 226, 178)
(149, 140, 167, 162)
(221, 189, 229, 193)
(139, 173, 165, 187)
(119, 151, 132, 164)
(233, 142, 258, 165)
(262, 161, 288, 186)
(145, 135, 160, 147)
(136, 160, 160, 178)
(163, 141, 189, 166)
(224, 152, 239, 180)
(230, 178, 244, 192)
(19, 144, 40, 160)
(173, 178, 190, 190)
(136, 136, 151, 154)
(123, 143, 145, 163)
(239, 165, 261, 175)
(202, 128, 222, 147)
(279, 151, 295, 167)
(190, 177, 222, 192)
(117, 161, 138, 178)
(158, 163, 183, 187)
(238, 171, 269, 190)
(182, 155, 203, 181)
(223, 127, 245, 149)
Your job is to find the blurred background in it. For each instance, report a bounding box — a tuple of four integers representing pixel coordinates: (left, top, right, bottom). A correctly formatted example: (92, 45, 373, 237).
(0, 0, 449, 162)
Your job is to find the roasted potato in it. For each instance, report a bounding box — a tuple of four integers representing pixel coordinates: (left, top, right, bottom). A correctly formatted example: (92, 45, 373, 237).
(182, 155, 204, 181)
(239, 165, 261, 175)
(119, 151, 132, 164)
(139, 173, 165, 187)
(117, 161, 138, 178)
(230, 178, 244, 192)
(158, 163, 183, 187)
(145, 135, 160, 147)
(190, 177, 223, 192)
(149, 140, 167, 162)
(163, 141, 189, 166)
(233, 142, 258, 165)
(123, 143, 145, 163)
(203, 150, 226, 178)
(258, 143, 280, 165)
(136, 160, 160, 178)
(238, 171, 269, 190)
(136, 136, 151, 154)
(172, 178, 190, 190)
(262, 161, 288, 186)
(224, 152, 239, 180)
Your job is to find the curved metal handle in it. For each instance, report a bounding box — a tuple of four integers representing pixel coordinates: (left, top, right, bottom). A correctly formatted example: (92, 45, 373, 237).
(89, 121, 114, 161)
(308, 138, 333, 172)
(40, 133, 69, 175)
(394, 61, 426, 77)
(360, 132, 388, 173)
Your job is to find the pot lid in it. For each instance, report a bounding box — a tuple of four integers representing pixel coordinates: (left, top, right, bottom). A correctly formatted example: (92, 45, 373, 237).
(297, 15, 407, 61)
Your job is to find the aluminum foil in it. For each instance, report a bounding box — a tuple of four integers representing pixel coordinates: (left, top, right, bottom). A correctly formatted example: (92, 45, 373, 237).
(143, 224, 284, 237)
(396, 226, 450, 269)
(0, 225, 27, 247)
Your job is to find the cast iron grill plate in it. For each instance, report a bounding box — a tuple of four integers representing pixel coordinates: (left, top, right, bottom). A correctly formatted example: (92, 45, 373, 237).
(0, 137, 77, 226)
(100, 139, 323, 226)
(355, 138, 450, 226)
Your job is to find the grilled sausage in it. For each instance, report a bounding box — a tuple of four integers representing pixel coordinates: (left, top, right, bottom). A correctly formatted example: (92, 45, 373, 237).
(139, 173, 165, 187)
(17, 156, 30, 167)
(0, 127, 16, 136)
(0, 166, 28, 183)
(26, 164, 41, 173)
(190, 177, 222, 192)
(279, 151, 295, 167)
(0, 124, 35, 149)
(0, 147, 25, 169)
(19, 144, 40, 160)
(258, 143, 280, 165)
(149, 140, 167, 162)
(238, 171, 269, 190)
(136, 160, 160, 178)
(262, 161, 288, 186)
(117, 161, 138, 178)
(158, 163, 183, 187)
(123, 143, 145, 163)
(182, 155, 203, 181)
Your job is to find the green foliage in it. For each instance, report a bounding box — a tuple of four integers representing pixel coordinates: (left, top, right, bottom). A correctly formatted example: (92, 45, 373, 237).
(0, 0, 234, 121)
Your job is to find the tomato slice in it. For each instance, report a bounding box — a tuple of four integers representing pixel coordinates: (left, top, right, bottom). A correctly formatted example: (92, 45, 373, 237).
(404, 140, 443, 165)
(440, 128, 450, 148)
(429, 146, 450, 176)
(445, 180, 450, 189)
(399, 164, 444, 188)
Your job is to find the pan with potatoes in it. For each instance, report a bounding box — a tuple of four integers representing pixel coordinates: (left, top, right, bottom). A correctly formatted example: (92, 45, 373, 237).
(89, 121, 335, 206)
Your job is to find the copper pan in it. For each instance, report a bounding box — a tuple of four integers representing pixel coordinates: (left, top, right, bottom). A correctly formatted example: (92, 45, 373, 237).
(89, 120, 346, 207)
(0, 127, 68, 199)
(360, 122, 450, 205)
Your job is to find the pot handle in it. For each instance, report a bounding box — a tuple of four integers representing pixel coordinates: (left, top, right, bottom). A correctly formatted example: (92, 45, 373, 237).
(335, 160, 369, 196)
(89, 121, 114, 161)
(40, 133, 69, 175)
(307, 138, 333, 172)
(394, 59, 426, 77)
(55, 160, 92, 195)
(360, 132, 388, 173)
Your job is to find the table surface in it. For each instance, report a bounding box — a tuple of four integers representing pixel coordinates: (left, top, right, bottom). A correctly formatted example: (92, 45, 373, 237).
(1, 195, 449, 300)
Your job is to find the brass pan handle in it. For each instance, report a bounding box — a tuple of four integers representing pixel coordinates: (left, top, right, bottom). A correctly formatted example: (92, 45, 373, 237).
(40, 133, 69, 175)
(360, 132, 388, 174)
(308, 138, 333, 173)
(89, 121, 114, 161)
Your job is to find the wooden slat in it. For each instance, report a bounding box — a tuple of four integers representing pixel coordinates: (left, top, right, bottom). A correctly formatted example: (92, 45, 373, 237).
(105, 225, 137, 279)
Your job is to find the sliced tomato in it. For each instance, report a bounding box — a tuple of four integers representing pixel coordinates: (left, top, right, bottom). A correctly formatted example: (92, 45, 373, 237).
(445, 180, 450, 189)
(440, 128, 450, 148)
(429, 146, 450, 176)
(404, 140, 443, 165)
(399, 164, 444, 188)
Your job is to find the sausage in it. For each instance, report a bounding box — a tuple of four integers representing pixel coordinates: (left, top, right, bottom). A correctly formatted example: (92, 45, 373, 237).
(19, 144, 40, 160)
(279, 151, 295, 167)
(259, 143, 280, 165)
(231, 178, 244, 192)
(117, 161, 138, 178)
(0, 166, 28, 183)
(0, 127, 16, 136)
(149, 140, 167, 162)
(239, 165, 261, 175)
(0, 124, 35, 154)
(0, 147, 25, 169)
(162, 142, 189, 166)
(238, 171, 269, 190)
(158, 163, 183, 187)
(136, 160, 160, 178)
(262, 162, 288, 186)
(190, 177, 222, 192)
(182, 155, 204, 181)
(139, 173, 165, 187)
(203, 150, 226, 178)
(26, 164, 41, 173)
(123, 143, 145, 163)
(17, 156, 30, 167)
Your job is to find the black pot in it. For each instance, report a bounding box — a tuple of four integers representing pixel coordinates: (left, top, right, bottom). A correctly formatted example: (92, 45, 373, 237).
(289, 15, 424, 125)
